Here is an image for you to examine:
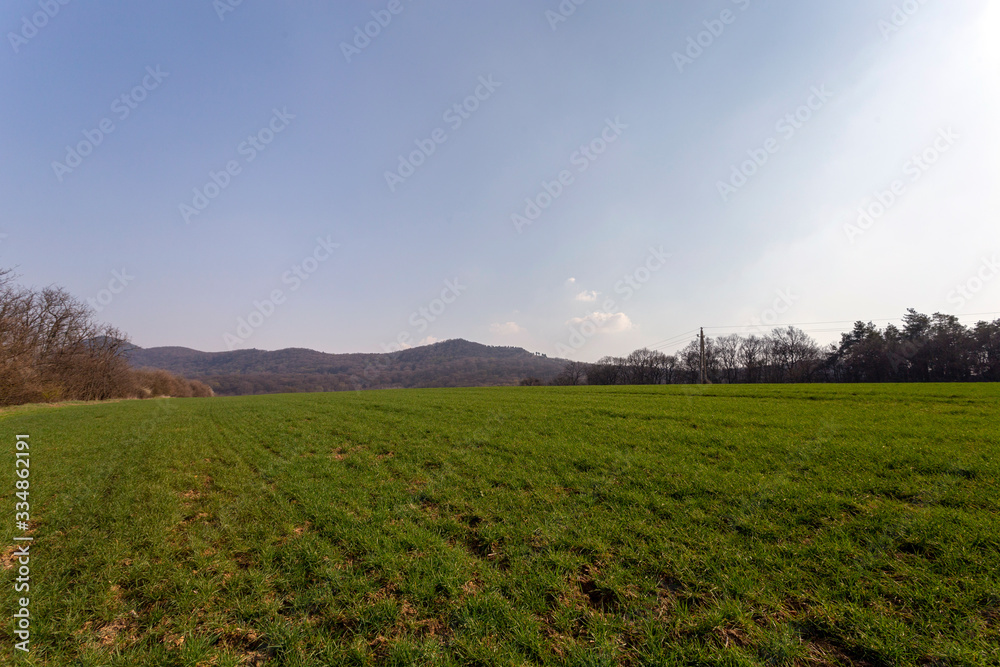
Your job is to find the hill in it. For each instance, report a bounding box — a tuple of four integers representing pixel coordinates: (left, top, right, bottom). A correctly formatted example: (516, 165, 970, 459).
(127, 339, 567, 395)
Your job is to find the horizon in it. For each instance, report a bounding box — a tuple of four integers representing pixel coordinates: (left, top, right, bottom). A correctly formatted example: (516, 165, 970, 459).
(128, 305, 1000, 361)
(3, 1, 998, 363)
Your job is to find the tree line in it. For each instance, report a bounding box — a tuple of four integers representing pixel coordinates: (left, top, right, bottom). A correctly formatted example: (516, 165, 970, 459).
(0, 269, 212, 406)
(549, 310, 1000, 385)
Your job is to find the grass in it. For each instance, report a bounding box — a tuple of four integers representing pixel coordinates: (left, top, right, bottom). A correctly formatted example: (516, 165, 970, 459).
(1, 384, 998, 666)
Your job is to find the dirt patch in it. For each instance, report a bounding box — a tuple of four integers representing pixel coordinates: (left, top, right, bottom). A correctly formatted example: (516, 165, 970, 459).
(218, 625, 265, 652)
(367, 604, 452, 658)
(804, 638, 857, 666)
(655, 575, 707, 616)
(1, 545, 19, 570)
(97, 617, 132, 647)
(2, 525, 36, 570)
(714, 625, 748, 649)
(409, 615, 447, 638)
(462, 531, 493, 559)
(657, 575, 684, 594)
(332, 445, 364, 461)
(277, 522, 312, 546)
(178, 512, 210, 527)
(580, 578, 618, 610)
(460, 574, 483, 599)
(577, 565, 621, 612)
(80, 603, 140, 650)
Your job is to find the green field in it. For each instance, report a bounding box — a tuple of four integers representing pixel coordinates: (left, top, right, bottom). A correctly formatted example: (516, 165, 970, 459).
(1, 385, 998, 666)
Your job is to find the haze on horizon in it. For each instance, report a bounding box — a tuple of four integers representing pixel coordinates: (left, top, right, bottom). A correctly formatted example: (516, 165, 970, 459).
(2, 0, 997, 363)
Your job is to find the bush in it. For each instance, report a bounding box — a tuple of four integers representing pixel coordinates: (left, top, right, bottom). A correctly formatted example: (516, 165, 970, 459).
(130, 369, 214, 399)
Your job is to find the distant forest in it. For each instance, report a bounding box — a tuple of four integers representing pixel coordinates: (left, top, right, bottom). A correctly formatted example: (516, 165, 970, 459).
(548, 310, 1000, 386)
(128, 339, 567, 395)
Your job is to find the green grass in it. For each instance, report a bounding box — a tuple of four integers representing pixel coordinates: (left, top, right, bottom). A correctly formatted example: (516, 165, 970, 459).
(1, 384, 998, 666)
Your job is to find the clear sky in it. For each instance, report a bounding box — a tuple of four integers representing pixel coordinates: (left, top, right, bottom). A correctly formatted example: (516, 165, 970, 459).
(2, 0, 997, 361)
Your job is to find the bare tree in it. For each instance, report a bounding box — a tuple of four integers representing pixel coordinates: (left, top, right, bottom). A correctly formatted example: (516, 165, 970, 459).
(659, 354, 678, 384)
(783, 326, 820, 381)
(679, 338, 719, 383)
(738, 335, 764, 383)
(716, 334, 741, 384)
(587, 356, 626, 385)
(625, 348, 667, 384)
(553, 360, 588, 385)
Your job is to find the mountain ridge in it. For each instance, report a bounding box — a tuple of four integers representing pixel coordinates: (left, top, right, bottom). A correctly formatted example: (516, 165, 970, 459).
(127, 339, 567, 395)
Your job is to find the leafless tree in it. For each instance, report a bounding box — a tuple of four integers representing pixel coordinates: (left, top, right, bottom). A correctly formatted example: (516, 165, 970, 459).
(553, 360, 588, 385)
(625, 348, 667, 384)
(659, 354, 678, 384)
(716, 334, 741, 384)
(587, 356, 626, 385)
(680, 338, 718, 383)
(738, 335, 764, 383)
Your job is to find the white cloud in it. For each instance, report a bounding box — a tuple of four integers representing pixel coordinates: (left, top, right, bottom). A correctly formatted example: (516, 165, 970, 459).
(490, 321, 524, 335)
(574, 290, 599, 302)
(565, 277, 576, 286)
(417, 336, 440, 346)
(567, 311, 633, 333)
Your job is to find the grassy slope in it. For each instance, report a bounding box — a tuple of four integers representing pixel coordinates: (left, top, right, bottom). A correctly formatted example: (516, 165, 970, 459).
(1, 385, 998, 666)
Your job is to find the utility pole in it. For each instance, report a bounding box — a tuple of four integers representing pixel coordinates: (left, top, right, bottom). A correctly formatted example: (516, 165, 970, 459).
(699, 327, 706, 385)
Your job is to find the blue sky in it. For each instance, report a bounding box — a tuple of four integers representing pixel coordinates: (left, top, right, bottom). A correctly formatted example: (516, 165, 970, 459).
(2, 0, 997, 361)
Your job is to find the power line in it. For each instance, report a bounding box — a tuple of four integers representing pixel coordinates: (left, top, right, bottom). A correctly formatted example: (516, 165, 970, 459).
(646, 329, 698, 349)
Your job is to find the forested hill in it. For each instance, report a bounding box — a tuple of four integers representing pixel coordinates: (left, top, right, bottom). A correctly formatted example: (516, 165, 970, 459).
(127, 339, 566, 396)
